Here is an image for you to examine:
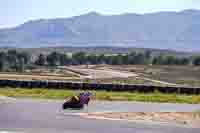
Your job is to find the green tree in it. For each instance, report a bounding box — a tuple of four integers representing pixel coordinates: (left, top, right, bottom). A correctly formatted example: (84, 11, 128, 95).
(47, 52, 60, 66)
(97, 54, 106, 64)
(114, 54, 124, 65)
(72, 52, 86, 65)
(7, 49, 18, 68)
(163, 55, 176, 65)
(144, 50, 152, 64)
(152, 54, 164, 65)
(17, 52, 31, 64)
(0, 52, 6, 71)
(179, 58, 190, 65)
(17, 58, 25, 72)
(86, 54, 98, 64)
(134, 53, 146, 64)
(59, 53, 71, 65)
(122, 55, 129, 65)
(35, 54, 46, 66)
(128, 52, 136, 64)
(193, 56, 200, 66)
(110, 56, 118, 65)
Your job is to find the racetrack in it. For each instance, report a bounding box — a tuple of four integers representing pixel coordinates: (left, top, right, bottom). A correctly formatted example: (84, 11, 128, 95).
(0, 98, 200, 133)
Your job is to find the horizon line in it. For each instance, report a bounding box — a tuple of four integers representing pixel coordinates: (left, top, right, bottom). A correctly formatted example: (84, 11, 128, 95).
(0, 8, 199, 29)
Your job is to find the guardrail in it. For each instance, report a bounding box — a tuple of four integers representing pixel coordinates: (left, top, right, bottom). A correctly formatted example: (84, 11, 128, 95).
(0, 79, 199, 95)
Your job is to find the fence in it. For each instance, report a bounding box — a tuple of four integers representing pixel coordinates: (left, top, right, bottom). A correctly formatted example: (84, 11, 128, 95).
(0, 79, 199, 95)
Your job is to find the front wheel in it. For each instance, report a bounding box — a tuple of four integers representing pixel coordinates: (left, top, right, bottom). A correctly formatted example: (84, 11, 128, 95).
(62, 101, 84, 110)
(62, 102, 69, 110)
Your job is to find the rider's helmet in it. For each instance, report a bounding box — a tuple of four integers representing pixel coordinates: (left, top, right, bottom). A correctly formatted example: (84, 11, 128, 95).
(79, 91, 93, 97)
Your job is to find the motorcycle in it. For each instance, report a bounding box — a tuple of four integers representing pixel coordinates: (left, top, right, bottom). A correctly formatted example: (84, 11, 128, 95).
(62, 92, 92, 110)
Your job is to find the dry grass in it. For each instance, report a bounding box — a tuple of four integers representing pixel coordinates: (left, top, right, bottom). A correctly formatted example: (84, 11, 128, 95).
(0, 88, 200, 104)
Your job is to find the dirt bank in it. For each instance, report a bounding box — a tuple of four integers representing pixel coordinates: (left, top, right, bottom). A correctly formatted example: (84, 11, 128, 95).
(81, 112, 200, 128)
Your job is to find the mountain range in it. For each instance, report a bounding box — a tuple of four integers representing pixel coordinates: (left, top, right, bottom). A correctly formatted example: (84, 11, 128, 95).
(0, 9, 200, 51)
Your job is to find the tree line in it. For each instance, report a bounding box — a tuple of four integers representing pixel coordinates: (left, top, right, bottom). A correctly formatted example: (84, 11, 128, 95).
(35, 51, 200, 66)
(0, 50, 30, 72)
(0, 50, 200, 72)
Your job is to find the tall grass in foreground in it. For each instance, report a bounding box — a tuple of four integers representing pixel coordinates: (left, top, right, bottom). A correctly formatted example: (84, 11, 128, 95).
(0, 88, 200, 104)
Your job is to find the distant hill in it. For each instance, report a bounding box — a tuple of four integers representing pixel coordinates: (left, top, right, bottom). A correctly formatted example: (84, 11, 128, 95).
(0, 9, 200, 51)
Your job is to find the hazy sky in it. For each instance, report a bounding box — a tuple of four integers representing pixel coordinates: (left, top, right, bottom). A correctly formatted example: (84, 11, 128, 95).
(1, 0, 200, 28)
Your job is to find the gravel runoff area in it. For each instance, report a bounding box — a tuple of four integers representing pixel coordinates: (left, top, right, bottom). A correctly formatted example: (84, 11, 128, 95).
(68, 66, 137, 79)
(80, 112, 200, 128)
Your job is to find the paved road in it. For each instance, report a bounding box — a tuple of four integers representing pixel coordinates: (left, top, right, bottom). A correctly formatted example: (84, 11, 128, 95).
(0, 99, 200, 133)
(67, 101, 200, 113)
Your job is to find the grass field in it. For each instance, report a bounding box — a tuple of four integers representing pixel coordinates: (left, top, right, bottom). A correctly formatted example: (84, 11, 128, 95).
(0, 88, 200, 104)
(110, 65, 200, 87)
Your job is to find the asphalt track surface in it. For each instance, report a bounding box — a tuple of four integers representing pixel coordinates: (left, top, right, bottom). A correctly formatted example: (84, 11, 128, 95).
(0, 99, 200, 133)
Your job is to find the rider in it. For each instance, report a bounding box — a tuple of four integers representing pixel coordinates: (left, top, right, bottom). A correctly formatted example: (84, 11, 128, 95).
(67, 91, 92, 105)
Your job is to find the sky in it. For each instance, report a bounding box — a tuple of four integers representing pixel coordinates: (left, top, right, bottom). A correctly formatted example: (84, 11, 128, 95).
(1, 0, 200, 28)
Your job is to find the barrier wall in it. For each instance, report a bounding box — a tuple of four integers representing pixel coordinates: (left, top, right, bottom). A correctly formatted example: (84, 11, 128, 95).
(0, 79, 199, 95)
